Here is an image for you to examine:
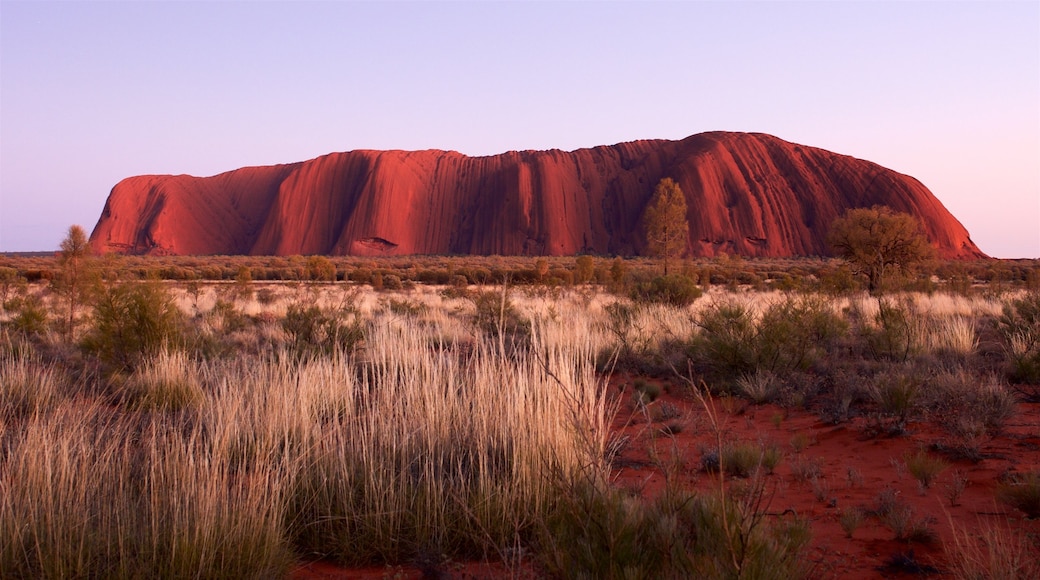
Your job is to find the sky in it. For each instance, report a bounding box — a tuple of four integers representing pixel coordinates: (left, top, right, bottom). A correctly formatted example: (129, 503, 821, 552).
(1, 1, 1038, 258)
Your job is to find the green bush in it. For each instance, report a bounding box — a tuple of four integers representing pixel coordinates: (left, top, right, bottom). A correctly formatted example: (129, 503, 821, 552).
(997, 291, 1040, 383)
(3, 294, 49, 336)
(541, 479, 810, 579)
(83, 281, 184, 369)
(692, 295, 845, 386)
(632, 274, 702, 306)
(862, 298, 920, 361)
(282, 303, 364, 357)
(473, 290, 531, 350)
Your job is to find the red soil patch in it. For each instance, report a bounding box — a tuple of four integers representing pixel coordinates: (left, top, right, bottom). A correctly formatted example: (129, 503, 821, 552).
(291, 375, 1040, 579)
(609, 375, 1040, 578)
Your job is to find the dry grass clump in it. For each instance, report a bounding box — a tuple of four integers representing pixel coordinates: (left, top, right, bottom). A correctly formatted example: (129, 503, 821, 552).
(996, 472, 1040, 519)
(122, 349, 205, 411)
(0, 352, 64, 417)
(0, 404, 293, 579)
(946, 516, 1040, 580)
(903, 449, 949, 489)
(1, 284, 619, 576)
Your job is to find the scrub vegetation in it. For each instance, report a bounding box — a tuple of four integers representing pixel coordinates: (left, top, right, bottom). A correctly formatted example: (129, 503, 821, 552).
(1, 234, 1039, 577)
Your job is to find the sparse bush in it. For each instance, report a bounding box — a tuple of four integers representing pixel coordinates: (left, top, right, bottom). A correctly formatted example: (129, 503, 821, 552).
(997, 291, 1040, 384)
(693, 295, 846, 385)
(305, 255, 336, 282)
(692, 300, 757, 381)
(541, 479, 810, 579)
(473, 289, 531, 350)
(83, 280, 184, 369)
(755, 295, 847, 372)
(863, 297, 920, 361)
(381, 273, 403, 291)
(281, 302, 364, 356)
(869, 369, 922, 433)
(3, 294, 49, 336)
(631, 273, 702, 306)
(790, 456, 824, 483)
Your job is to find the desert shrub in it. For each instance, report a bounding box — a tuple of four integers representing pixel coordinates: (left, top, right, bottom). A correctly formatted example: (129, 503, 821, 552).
(281, 302, 364, 357)
(3, 294, 49, 336)
(872, 488, 936, 543)
(868, 369, 922, 433)
(997, 291, 1040, 383)
(255, 287, 279, 306)
(692, 295, 846, 387)
(209, 299, 250, 334)
(575, 255, 595, 284)
(996, 472, 1040, 519)
(305, 255, 336, 282)
(472, 289, 531, 350)
(383, 297, 427, 317)
(754, 295, 847, 373)
(860, 297, 921, 361)
(922, 369, 1017, 439)
(540, 480, 810, 579)
(349, 267, 373, 284)
(692, 300, 758, 382)
(839, 507, 866, 538)
(381, 274, 403, 291)
(82, 280, 184, 370)
(631, 273, 702, 306)
(233, 266, 254, 301)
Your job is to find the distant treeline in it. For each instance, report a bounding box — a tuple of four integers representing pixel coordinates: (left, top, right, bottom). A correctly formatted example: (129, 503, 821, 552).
(1, 253, 1037, 295)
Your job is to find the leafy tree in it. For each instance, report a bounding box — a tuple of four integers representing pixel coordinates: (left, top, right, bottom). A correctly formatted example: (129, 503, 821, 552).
(306, 255, 336, 282)
(51, 225, 98, 340)
(642, 178, 689, 274)
(827, 206, 934, 293)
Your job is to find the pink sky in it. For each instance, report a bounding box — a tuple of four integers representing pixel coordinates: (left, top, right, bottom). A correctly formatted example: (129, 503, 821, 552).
(1, 1, 1037, 257)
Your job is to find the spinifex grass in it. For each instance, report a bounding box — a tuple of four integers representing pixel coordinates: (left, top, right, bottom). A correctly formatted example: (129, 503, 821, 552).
(1, 288, 614, 576)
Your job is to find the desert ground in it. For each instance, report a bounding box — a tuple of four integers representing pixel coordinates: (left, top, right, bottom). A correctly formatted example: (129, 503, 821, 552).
(2, 255, 1039, 578)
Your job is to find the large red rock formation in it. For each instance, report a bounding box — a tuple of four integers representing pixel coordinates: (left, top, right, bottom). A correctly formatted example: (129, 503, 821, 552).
(90, 132, 986, 259)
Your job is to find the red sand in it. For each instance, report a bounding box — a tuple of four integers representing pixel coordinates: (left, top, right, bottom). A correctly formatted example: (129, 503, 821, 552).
(290, 375, 1039, 579)
(90, 132, 985, 259)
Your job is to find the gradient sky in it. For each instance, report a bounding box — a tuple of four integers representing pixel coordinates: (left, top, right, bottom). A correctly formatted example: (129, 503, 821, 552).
(1, 1, 1037, 257)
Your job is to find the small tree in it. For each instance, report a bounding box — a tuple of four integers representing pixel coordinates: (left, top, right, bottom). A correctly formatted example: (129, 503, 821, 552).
(827, 206, 934, 293)
(51, 225, 97, 340)
(575, 255, 595, 285)
(642, 178, 689, 275)
(306, 255, 336, 282)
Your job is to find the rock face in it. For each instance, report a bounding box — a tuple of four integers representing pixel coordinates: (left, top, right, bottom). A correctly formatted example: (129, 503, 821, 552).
(90, 132, 986, 259)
